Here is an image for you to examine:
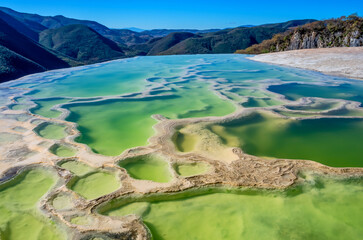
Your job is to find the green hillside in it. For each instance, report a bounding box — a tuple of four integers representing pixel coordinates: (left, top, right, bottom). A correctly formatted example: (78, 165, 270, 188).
(39, 24, 125, 63)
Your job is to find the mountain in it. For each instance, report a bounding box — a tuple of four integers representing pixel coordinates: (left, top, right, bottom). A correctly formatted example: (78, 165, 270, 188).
(149, 19, 316, 55)
(102, 29, 153, 46)
(125, 37, 162, 56)
(39, 24, 125, 63)
(0, 45, 45, 82)
(258, 19, 317, 29)
(124, 27, 145, 32)
(0, 7, 47, 33)
(0, 10, 39, 41)
(147, 32, 196, 55)
(237, 15, 363, 54)
(239, 25, 255, 28)
(0, 7, 155, 46)
(0, 18, 70, 82)
(141, 28, 221, 38)
(0, 7, 110, 34)
(0, 7, 315, 56)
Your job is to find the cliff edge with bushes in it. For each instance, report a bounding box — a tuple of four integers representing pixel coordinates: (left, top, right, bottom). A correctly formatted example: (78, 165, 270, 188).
(237, 14, 363, 54)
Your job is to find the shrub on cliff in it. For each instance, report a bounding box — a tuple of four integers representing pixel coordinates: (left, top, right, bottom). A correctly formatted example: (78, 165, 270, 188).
(236, 15, 363, 54)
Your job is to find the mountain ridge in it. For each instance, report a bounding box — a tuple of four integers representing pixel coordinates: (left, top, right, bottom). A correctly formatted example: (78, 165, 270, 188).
(0, 17, 70, 82)
(39, 24, 126, 64)
(0, 6, 318, 82)
(154, 19, 317, 55)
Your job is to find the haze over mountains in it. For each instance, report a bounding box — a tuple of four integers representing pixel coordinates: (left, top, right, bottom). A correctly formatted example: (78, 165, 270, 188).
(0, 6, 316, 82)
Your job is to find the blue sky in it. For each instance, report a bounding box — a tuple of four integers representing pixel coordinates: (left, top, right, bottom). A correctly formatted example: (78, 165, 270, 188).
(1, 0, 362, 29)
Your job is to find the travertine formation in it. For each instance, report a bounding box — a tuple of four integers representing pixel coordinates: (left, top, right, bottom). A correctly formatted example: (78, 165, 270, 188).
(0, 52, 363, 239)
(249, 47, 363, 80)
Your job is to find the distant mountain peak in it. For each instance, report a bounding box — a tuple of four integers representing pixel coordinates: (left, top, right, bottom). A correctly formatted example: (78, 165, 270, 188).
(123, 27, 145, 32)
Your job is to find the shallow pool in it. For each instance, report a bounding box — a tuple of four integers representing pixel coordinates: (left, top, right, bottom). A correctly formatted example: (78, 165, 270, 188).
(101, 176, 363, 240)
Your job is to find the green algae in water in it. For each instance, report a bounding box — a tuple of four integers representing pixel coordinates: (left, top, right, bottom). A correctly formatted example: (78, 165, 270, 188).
(102, 177, 363, 240)
(268, 82, 363, 104)
(66, 81, 235, 156)
(174, 162, 210, 177)
(211, 112, 363, 167)
(14, 97, 27, 103)
(173, 131, 198, 152)
(34, 123, 67, 140)
(9, 104, 29, 110)
(59, 160, 93, 176)
(10, 54, 330, 157)
(69, 172, 120, 200)
(50, 144, 76, 157)
(119, 155, 172, 183)
(322, 107, 363, 117)
(105, 202, 150, 217)
(196, 55, 317, 83)
(26, 55, 198, 98)
(242, 97, 282, 108)
(60, 161, 121, 200)
(222, 91, 243, 102)
(0, 169, 64, 240)
(31, 98, 68, 118)
(230, 88, 269, 98)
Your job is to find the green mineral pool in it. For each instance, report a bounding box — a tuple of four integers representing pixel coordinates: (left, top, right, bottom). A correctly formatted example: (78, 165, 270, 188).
(1, 53, 363, 240)
(173, 162, 211, 177)
(59, 160, 121, 200)
(9, 104, 29, 110)
(59, 160, 93, 176)
(31, 98, 69, 118)
(100, 176, 363, 240)
(68, 171, 121, 200)
(65, 81, 235, 156)
(14, 97, 27, 103)
(242, 97, 283, 108)
(50, 144, 77, 157)
(0, 169, 64, 240)
(230, 88, 270, 98)
(34, 123, 67, 140)
(25, 55, 198, 98)
(210, 112, 363, 167)
(119, 155, 172, 183)
(268, 82, 363, 104)
(173, 130, 199, 152)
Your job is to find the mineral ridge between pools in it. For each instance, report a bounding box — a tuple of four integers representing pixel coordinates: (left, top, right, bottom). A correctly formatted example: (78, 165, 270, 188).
(0, 54, 362, 240)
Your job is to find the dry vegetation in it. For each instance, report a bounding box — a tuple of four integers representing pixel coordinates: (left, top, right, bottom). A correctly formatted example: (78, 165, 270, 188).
(237, 14, 363, 54)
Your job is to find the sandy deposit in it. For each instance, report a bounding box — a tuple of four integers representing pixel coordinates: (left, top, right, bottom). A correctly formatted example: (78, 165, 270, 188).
(248, 47, 363, 80)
